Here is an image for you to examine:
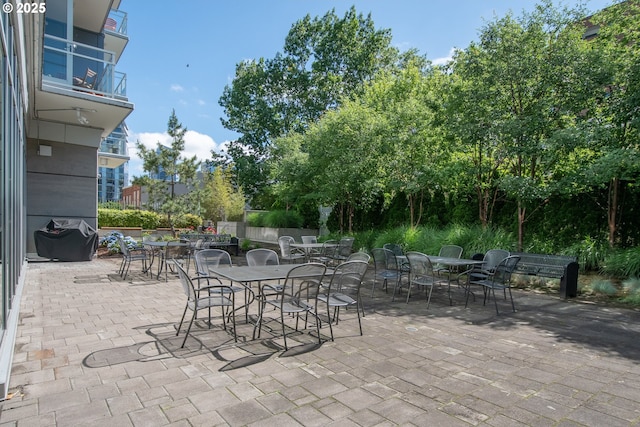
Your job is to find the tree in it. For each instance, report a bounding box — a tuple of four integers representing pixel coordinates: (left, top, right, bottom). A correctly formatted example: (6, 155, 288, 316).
(447, 1, 609, 250)
(218, 6, 399, 205)
(135, 110, 201, 235)
(361, 64, 450, 227)
(586, 0, 640, 247)
(201, 166, 245, 223)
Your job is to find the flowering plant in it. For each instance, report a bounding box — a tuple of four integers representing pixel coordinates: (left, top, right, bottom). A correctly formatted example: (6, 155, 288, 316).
(99, 231, 141, 254)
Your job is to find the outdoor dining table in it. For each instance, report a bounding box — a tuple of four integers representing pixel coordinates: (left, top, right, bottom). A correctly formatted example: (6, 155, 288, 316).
(143, 240, 192, 279)
(290, 242, 336, 261)
(207, 263, 331, 338)
(395, 254, 484, 303)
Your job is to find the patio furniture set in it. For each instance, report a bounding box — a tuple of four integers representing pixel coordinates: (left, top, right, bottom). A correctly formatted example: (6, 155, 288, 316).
(116, 232, 578, 351)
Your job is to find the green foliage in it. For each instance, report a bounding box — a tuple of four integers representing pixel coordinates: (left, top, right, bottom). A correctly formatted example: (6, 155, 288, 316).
(365, 224, 515, 256)
(241, 239, 252, 251)
(587, 279, 619, 296)
(622, 277, 640, 293)
(563, 237, 609, 272)
(134, 110, 202, 232)
(98, 209, 161, 229)
(219, 6, 400, 203)
(246, 210, 304, 228)
(621, 278, 640, 304)
(246, 212, 266, 227)
(263, 210, 304, 228)
(202, 166, 245, 222)
(601, 247, 640, 278)
(98, 201, 122, 210)
(175, 214, 202, 229)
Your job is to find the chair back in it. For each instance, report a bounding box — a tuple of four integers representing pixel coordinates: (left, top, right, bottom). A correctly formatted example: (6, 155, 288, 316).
(164, 241, 190, 260)
(336, 237, 355, 258)
(246, 248, 279, 266)
(321, 240, 339, 256)
(301, 236, 317, 244)
(117, 236, 130, 257)
(492, 255, 521, 284)
(277, 236, 295, 257)
(347, 251, 370, 263)
(438, 245, 463, 259)
(174, 260, 196, 303)
(326, 260, 368, 296)
(372, 248, 396, 271)
(406, 251, 435, 282)
(195, 249, 232, 276)
(281, 263, 327, 308)
(483, 249, 510, 271)
(383, 243, 404, 257)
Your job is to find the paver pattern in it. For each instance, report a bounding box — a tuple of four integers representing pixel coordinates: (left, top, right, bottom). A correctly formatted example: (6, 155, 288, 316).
(1, 255, 640, 426)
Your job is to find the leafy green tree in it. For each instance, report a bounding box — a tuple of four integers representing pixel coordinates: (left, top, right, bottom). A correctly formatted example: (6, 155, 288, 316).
(361, 64, 450, 227)
(586, 0, 640, 247)
(447, 1, 609, 250)
(202, 166, 245, 223)
(134, 110, 201, 235)
(219, 7, 399, 205)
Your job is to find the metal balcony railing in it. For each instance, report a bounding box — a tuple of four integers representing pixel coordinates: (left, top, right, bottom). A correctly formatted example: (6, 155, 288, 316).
(42, 34, 127, 99)
(99, 134, 128, 155)
(104, 9, 128, 35)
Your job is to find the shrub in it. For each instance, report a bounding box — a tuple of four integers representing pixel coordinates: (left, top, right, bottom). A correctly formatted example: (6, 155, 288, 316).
(565, 237, 609, 272)
(247, 212, 266, 227)
(98, 209, 161, 229)
(173, 214, 202, 229)
(621, 278, 640, 304)
(601, 246, 640, 278)
(98, 231, 140, 254)
(587, 279, 619, 296)
(264, 210, 304, 228)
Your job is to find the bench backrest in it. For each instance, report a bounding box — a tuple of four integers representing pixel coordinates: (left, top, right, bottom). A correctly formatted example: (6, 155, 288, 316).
(180, 233, 232, 243)
(510, 252, 577, 278)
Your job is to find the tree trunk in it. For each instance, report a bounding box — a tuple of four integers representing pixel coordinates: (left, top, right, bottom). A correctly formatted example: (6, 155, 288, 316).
(608, 177, 619, 248)
(477, 186, 489, 228)
(408, 194, 415, 228)
(517, 201, 525, 252)
(348, 204, 354, 234)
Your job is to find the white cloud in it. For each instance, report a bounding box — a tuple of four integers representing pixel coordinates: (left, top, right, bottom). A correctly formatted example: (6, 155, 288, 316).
(197, 99, 206, 106)
(170, 84, 184, 92)
(126, 130, 222, 183)
(432, 47, 456, 66)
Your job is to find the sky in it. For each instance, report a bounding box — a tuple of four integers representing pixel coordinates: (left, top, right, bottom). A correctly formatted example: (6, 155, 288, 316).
(119, 0, 614, 183)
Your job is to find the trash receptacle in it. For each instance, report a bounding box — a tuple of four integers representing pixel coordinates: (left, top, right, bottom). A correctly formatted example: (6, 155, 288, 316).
(34, 218, 98, 261)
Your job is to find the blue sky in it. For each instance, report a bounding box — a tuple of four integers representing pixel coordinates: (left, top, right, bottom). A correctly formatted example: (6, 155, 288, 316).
(119, 0, 613, 182)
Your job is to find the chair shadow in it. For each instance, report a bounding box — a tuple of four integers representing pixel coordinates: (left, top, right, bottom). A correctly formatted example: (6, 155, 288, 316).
(81, 318, 328, 372)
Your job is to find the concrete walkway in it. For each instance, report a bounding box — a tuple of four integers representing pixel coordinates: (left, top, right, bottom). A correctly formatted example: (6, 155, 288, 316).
(1, 257, 639, 426)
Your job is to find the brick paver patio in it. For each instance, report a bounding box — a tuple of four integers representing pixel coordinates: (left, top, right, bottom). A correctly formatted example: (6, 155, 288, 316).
(1, 256, 639, 426)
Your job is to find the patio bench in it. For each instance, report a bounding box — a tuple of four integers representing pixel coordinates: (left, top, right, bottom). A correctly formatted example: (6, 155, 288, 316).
(510, 252, 579, 298)
(180, 233, 239, 256)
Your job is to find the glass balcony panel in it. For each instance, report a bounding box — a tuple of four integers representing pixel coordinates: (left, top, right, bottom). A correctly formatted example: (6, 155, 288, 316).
(105, 9, 127, 35)
(42, 34, 126, 98)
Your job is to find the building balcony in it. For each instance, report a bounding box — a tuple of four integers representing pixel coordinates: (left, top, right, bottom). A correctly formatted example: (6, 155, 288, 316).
(37, 35, 133, 138)
(104, 9, 128, 62)
(98, 128, 129, 169)
(43, 34, 127, 99)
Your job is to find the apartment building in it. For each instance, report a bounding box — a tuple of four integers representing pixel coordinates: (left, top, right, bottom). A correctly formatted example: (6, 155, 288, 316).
(0, 0, 133, 397)
(98, 122, 129, 203)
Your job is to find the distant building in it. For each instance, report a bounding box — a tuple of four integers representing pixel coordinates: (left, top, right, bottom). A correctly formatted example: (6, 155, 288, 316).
(98, 122, 129, 203)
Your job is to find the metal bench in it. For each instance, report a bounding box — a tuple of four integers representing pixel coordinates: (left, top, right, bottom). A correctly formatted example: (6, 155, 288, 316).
(509, 252, 579, 298)
(180, 233, 239, 256)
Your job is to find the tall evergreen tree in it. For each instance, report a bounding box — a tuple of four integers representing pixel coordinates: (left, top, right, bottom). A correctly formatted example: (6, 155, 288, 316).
(134, 110, 201, 234)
